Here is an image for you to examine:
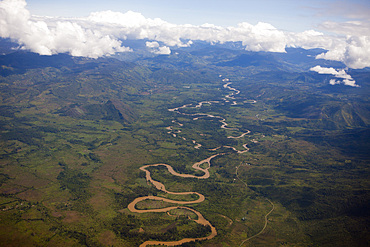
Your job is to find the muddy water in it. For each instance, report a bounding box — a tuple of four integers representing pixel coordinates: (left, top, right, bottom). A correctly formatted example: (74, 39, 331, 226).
(127, 155, 221, 246)
(139, 207, 217, 247)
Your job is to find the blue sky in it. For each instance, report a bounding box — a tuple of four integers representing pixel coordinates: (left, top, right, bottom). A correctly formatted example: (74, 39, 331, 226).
(26, 0, 370, 32)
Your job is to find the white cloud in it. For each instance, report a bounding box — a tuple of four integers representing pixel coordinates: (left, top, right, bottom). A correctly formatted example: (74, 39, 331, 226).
(315, 20, 370, 69)
(146, 41, 160, 49)
(329, 79, 341, 85)
(342, 36, 370, 70)
(0, 1, 288, 57)
(229, 22, 287, 52)
(146, 41, 171, 55)
(287, 30, 342, 51)
(310, 65, 358, 87)
(319, 20, 370, 37)
(88, 10, 151, 28)
(0, 0, 369, 69)
(287, 28, 370, 70)
(0, 0, 130, 58)
(86, 11, 287, 52)
(156, 46, 171, 55)
(315, 35, 370, 69)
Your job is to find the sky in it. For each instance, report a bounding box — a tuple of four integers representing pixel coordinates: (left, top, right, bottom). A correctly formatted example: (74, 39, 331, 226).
(0, 0, 369, 80)
(24, 0, 368, 32)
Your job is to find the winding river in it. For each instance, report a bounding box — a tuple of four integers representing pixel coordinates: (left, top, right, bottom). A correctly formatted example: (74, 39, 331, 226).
(127, 155, 221, 246)
(128, 80, 264, 246)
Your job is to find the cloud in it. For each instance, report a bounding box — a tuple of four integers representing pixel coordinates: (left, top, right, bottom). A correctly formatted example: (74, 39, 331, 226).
(287, 30, 342, 51)
(329, 79, 341, 85)
(84, 10, 370, 68)
(316, 1, 370, 22)
(319, 20, 370, 37)
(311, 1, 370, 69)
(0, 1, 288, 57)
(314, 20, 370, 69)
(310, 65, 358, 87)
(87, 11, 287, 52)
(316, 35, 370, 69)
(0, 0, 369, 69)
(0, 0, 130, 58)
(146, 41, 171, 55)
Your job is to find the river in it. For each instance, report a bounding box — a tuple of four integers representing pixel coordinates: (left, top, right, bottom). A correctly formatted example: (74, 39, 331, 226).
(128, 80, 259, 246)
